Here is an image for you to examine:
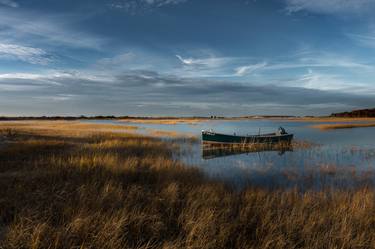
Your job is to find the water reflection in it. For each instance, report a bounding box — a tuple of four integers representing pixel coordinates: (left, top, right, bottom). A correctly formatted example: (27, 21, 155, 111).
(201, 142, 293, 159)
(84, 119, 375, 191)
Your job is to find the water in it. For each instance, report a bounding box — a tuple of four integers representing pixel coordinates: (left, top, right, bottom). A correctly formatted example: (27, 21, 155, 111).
(85, 119, 375, 190)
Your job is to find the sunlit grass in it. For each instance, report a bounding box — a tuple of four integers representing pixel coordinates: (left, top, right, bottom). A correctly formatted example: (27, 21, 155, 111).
(285, 117, 375, 122)
(120, 118, 204, 125)
(311, 123, 375, 130)
(0, 122, 375, 248)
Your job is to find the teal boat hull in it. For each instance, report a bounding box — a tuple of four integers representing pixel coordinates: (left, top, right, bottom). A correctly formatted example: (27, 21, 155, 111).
(202, 131, 293, 144)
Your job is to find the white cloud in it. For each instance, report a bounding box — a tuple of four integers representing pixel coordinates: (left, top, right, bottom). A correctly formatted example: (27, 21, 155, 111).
(176, 54, 230, 68)
(0, 43, 52, 65)
(292, 69, 375, 94)
(0, 0, 18, 7)
(235, 62, 267, 76)
(284, 0, 375, 15)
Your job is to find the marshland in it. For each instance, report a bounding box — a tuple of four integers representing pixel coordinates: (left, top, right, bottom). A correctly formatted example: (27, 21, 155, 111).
(1, 119, 375, 249)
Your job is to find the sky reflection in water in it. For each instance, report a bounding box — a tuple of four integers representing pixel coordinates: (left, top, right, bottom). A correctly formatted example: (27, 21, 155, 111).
(89, 119, 375, 191)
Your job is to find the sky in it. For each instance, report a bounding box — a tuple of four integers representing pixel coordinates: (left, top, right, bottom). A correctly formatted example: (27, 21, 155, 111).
(1, 0, 375, 116)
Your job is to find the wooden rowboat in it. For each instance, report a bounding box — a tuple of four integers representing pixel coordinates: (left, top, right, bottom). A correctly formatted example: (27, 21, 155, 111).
(202, 127, 293, 145)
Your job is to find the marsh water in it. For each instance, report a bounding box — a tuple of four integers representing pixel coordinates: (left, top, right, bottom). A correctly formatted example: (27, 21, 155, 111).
(88, 119, 375, 190)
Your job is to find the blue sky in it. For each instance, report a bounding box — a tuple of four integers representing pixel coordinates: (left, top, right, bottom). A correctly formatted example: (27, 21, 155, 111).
(1, 0, 375, 116)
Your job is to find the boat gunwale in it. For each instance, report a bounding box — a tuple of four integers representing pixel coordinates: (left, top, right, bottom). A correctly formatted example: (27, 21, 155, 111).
(202, 131, 293, 139)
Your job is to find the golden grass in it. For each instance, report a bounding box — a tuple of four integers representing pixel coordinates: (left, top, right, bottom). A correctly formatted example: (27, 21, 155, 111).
(283, 117, 375, 122)
(311, 123, 375, 130)
(0, 120, 138, 131)
(0, 122, 375, 248)
(120, 118, 205, 125)
(146, 128, 198, 140)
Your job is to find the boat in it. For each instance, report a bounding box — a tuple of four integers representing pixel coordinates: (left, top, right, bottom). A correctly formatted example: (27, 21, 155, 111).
(202, 127, 293, 145)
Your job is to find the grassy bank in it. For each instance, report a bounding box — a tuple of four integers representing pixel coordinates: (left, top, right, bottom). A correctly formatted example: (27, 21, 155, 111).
(120, 118, 205, 125)
(1, 122, 375, 249)
(311, 123, 375, 130)
(279, 117, 375, 123)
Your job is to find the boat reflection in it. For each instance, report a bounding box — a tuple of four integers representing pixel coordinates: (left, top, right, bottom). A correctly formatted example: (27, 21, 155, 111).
(202, 142, 293, 160)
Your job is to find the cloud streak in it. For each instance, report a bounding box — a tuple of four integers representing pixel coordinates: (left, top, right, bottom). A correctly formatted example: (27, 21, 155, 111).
(176, 54, 230, 68)
(0, 8, 105, 50)
(110, 0, 187, 13)
(347, 33, 375, 48)
(0, 42, 52, 65)
(235, 62, 267, 76)
(284, 0, 375, 15)
(0, 0, 18, 7)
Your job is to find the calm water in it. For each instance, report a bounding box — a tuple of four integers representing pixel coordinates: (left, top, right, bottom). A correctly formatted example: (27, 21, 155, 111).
(87, 119, 375, 190)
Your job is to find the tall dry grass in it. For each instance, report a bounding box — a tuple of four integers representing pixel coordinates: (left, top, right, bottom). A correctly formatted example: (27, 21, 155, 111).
(0, 123, 375, 249)
(311, 123, 375, 130)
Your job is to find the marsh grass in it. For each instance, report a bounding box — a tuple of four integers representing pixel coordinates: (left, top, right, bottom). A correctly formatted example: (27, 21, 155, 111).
(120, 118, 204, 125)
(0, 122, 375, 249)
(311, 123, 375, 130)
(146, 129, 198, 141)
(285, 117, 375, 122)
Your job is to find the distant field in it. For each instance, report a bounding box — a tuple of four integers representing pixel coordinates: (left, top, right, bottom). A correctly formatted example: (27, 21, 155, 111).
(1, 121, 375, 249)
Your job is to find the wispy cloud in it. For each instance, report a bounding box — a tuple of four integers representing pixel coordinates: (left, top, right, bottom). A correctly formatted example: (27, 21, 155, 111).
(140, 0, 187, 7)
(32, 94, 78, 102)
(284, 0, 375, 15)
(96, 52, 136, 67)
(176, 54, 230, 68)
(0, 8, 105, 50)
(265, 54, 373, 71)
(347, 33, 375, 48)
(110, 0, 187, 13)
(286, 69, 375, 95)
(0, 42, 52, 65)
(0, 0, 18, 8)
(235, 62, 267, 76)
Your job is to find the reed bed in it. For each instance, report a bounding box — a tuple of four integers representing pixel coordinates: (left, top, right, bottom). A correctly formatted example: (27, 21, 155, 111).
(0, 122, 375, 249)
(285, 117, 375, 122)
(311, 123, 375, 130)
(120, 118, 204, 125)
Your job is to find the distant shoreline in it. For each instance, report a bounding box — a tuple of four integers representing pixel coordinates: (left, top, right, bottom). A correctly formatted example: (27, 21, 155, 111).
(2, 116, 375, 124)
(0, 115, 296, 121)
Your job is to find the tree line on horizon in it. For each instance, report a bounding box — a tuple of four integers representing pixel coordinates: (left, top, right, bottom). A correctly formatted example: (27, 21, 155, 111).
(331, 108, 375, 117)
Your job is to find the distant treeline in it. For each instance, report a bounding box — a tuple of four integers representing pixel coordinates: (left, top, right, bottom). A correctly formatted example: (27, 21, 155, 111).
(331, 108, 375, 117)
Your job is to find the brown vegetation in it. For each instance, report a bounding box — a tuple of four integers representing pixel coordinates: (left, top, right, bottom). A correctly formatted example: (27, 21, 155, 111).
(120, 118, 205, 125)
(1, 122, 375, 249)
(281, 117, 375, 123)
(146, 128, 198, 140)
(311, 123, 375, 130)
